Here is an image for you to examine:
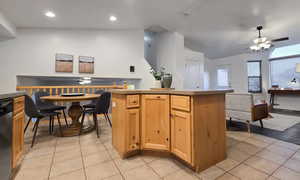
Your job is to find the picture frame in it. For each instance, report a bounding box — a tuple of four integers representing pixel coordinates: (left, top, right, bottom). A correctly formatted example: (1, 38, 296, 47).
(79, 56, 94, 74)
(55, 53, 74, 73)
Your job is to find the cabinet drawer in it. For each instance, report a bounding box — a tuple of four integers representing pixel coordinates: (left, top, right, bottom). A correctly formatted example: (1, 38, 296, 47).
(14, 96, 25, 114)
(126, 95, 140, 108)
(171, 95, 190, 112)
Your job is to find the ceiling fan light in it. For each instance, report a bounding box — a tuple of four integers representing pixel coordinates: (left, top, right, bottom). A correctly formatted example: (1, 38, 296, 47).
(250, 45, 260, 51)
(264, 43, 271, 49)
(254, 37, 267, 44)
(253, 38, 259, 44)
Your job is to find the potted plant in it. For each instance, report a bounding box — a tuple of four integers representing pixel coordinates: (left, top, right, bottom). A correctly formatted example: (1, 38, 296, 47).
(150, 67, 165, 88)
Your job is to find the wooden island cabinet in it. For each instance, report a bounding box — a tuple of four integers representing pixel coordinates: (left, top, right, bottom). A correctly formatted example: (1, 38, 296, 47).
(12, 96, 25, 169)
(141, 95, 170, 151)
(111, 89, 233, 172)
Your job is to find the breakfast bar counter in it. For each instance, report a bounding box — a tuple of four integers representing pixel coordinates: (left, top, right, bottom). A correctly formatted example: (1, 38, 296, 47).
(110, 89, 233, 172)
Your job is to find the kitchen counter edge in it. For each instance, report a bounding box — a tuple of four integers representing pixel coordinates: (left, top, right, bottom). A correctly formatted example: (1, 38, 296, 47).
(110, 89, 234, 96)
(0, 91, 26, 100)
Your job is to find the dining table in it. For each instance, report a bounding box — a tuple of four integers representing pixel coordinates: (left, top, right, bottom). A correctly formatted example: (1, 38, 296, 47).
(41, 94, 100, 137)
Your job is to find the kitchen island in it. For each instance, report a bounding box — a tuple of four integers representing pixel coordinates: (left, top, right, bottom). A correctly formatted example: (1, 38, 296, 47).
(110, 89, 233, 172)
(0, 91, 26, 179)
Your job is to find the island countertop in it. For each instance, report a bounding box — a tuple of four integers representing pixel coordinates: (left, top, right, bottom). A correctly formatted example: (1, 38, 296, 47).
(0, 91, 26, 100)
(110, 89, 234, 96)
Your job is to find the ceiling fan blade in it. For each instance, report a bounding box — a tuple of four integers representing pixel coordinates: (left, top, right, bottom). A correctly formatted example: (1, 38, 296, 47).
(272, 37, 289, 42)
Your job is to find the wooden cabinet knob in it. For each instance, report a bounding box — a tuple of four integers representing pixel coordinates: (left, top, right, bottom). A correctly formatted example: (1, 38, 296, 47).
(156, 96, 161, 99)
(166, 138, 169, 141)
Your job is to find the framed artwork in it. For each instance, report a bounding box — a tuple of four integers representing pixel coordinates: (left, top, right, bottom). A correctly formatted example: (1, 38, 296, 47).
(79, 56, 94, 74)
(55, 53, 74, 73)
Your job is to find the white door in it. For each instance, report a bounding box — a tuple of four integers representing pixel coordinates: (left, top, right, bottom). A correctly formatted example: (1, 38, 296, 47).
(184, 60, 203, 89)
(216, 65, 231, 89)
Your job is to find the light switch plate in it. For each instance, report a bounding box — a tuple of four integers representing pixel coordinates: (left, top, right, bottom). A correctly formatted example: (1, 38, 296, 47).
(112, 102, 116, 107)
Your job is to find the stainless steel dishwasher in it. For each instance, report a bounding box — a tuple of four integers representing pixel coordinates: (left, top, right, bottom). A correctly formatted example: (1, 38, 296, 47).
(0, 98, 13, 180)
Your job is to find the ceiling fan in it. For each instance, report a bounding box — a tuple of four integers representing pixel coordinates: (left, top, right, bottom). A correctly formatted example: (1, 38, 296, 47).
(250, 26, 289, 51)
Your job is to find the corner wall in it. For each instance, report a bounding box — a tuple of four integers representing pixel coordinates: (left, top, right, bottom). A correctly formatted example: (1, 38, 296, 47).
(0, 11, 16, 40)
(155, 32, 185, 89)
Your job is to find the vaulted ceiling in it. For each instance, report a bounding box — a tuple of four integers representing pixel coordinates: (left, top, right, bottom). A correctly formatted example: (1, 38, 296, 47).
(0, 0, 300, 59)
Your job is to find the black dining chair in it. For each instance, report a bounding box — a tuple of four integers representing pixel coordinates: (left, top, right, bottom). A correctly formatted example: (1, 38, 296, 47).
(82, 90, 104, 110)
(24, 95, 64, 147)
(34, 91, 69, 127)
(80, 92, 111, 137)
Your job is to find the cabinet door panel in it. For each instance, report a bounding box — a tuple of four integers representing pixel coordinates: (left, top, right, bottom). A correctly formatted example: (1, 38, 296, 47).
(171, 110, 192, 163)
(12, 110, 24, 168)
(126, 109, 140, 151)
(142, 95, 170, 151)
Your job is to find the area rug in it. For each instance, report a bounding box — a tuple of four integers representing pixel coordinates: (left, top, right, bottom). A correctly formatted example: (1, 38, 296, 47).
(252, 113, 300, 131)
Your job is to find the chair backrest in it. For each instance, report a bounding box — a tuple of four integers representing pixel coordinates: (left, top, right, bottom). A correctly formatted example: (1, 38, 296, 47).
(95, 92, 111, 114)
(34, 91, 53, 107)
(91, 90, 105, 103)
(226, 93, 254, 112)
(25, 95, 41, 117)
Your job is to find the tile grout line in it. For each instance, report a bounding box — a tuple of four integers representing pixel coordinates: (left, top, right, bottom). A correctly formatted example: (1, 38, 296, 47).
(231, 133, 300, 178)
(100, 117, 126, 180)
(225, 133, 300, 179)
(224, 134, 277, 179)
(79, 133, 89, 180)
(144, 161, 164, 180)
(47, 136, 58, 180)
(268, 148, 300, 178)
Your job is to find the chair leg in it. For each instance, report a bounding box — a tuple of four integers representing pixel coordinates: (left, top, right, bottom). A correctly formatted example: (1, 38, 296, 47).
(32, 120, 37, 132)
(246, 120, 251, 134)
(24, 117, 32, 133)
(49, 116, 53, 135)
(259, 120, 264, 128)
(51, 116, 54, 133)
(105, 113, 112, 127)
(229, 117, 232, 126)
(93, 113, 100, 138)
(31, 118, 40, 148)
(56, 114, 64, 136)
(79, 112, 86, 135)
(62, 110, 68, 127)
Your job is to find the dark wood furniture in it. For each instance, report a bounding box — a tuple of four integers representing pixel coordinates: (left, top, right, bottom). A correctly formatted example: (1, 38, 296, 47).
(268, 88, 300, 110)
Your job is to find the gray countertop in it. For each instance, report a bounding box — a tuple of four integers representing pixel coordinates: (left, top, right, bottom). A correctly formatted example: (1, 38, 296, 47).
(110, 89, 234, 96)
(0, 91, 26, 100)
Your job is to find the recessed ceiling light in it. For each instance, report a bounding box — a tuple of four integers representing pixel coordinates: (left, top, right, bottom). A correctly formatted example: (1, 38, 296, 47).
(109, 15, 117, 22)
(45, 11, 56, 18)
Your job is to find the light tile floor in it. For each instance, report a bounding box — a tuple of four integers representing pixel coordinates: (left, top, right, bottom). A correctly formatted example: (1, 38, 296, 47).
(15, 116, 300, 180)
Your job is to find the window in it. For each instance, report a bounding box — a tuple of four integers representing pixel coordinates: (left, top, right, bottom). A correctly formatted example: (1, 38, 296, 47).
(270, 57, 300, 88)
(247, 61, 262, 93)
(217, 68, 229, 87)
(270, 44, 300, 88)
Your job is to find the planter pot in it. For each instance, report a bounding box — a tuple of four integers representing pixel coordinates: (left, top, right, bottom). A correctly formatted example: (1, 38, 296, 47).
(162, 75, 172, 88)
(153, 80, 162, 88)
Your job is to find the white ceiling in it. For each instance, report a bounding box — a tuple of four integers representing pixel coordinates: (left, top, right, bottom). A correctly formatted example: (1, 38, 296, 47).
(1, 0, 300, 59)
